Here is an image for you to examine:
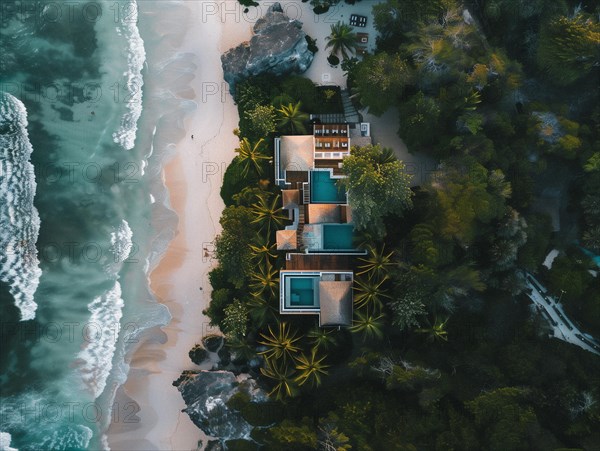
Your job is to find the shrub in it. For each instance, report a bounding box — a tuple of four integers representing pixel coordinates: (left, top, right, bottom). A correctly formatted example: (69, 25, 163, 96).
(221, 158, 257, 206)
(203, 334, 224, 352)
(305, 35, 318, 54)
(218, 346, 231, 365)
(188, 344, 209, 365)
(215, 206, 255, 288)
(281, 76, 320, 112)
(208, 267, 230, 291)
(227, 391, 285, 426)
(243, 104, 276, 139)
(313, 4, 330, 14)
(327, 54, 340, 66)
(316, 86, 344, 113)
(203, 288, 233, 327)
(222, 299, 249, 339)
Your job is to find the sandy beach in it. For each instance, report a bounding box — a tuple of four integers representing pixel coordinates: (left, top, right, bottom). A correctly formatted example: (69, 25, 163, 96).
(107, 2, 244, 449)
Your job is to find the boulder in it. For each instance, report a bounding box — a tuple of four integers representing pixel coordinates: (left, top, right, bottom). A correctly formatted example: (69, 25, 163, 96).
(221, 2, 314, 95)
(176, 370, 267, 441)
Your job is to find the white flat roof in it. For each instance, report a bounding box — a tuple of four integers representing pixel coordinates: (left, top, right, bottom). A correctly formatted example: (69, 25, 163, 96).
(543, 249, 560, 269)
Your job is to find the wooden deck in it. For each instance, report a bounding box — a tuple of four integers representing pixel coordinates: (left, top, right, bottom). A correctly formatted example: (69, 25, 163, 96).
(314, 159, 344, 175)
(285, 171, 309, 184)
(285, 253, 355, 271)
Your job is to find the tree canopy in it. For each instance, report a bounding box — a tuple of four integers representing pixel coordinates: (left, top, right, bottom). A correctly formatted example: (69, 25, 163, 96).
(340, 144, 413, 239)
(537, 12, 600, 85)
(214, 206, 255, 288)
(351, 52, 412, 116)
(430, 162, 511, 246)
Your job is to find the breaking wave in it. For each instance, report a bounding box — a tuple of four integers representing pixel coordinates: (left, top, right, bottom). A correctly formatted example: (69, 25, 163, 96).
(79, 219, 132, 398)
(0, 93, 41, 321)
(110, 219, 134, 266)
(0, 432, 18, 451)
(78, 281, 125, 398)
(111, 1, 146, 151)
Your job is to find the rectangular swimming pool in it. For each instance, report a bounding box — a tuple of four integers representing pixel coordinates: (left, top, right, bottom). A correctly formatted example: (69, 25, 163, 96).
(311, 171, 346, 204)
(322, 224, 355, 250)
(288, 276, 318, 307)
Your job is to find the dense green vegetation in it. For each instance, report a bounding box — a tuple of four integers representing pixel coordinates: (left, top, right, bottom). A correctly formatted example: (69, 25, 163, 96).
(340, 144, 413, 239)
(205, 1, 600, 448)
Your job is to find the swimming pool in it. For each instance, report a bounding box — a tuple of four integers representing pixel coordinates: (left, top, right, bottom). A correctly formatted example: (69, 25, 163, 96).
(288, 276, 319, 307)
(311, 171, 346, 203)
(323, 224, 355, 250)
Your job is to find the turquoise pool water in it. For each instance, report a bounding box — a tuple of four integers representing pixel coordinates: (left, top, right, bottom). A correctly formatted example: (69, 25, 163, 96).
(311, 171, 346, 203)
(289, 276, 318, 306)
(323, 224, 355, 249)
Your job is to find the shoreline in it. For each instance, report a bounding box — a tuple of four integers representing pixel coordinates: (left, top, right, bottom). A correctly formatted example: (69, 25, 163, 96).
(107, 1, 415, 449)
(107, 2, 243, 449)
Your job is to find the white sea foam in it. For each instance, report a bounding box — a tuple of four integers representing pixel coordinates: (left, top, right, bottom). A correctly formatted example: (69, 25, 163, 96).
(37, 425, 93, 450)
(77, 281, 124, 398)
(110, 219, 133, 264)
(0, 392, 93, 449)
(79, 220, 131, 398)
(111, 1, 146, 150)
(147, 125, 157, 159)
(0, 432, 18, 451)
(0, 93, 41, 321)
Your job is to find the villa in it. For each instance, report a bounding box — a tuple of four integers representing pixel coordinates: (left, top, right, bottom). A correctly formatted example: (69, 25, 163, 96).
(274, 120, 371, 327)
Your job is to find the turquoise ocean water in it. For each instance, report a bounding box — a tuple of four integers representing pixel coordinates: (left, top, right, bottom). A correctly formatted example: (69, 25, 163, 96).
(0, 1, 184, 449)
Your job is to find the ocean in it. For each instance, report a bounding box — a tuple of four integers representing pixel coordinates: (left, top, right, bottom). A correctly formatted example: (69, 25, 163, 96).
(0, 1, 195, 449)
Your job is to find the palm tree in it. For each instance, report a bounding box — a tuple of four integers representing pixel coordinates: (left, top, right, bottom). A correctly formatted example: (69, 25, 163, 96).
(250, 194, 288, 236)
(356, 244, 395, 280)
(276, 102, 308, 135)
(325, 22, 359, 60)
(248, 236, 277, 265)
(258, 322, 302, 362)
(249, 259, 279, 299)
(260, 358, 298, 400)
(350, 310, 386, 341)
(353, 275, 391, 311)
(307, 326, 337, 352)
(226, 336, 256, 363)
(247, 292, 278, 328)
(416, 316, 449, 342)
(294, 348, 330, 388)
(235, 137, 269, 177)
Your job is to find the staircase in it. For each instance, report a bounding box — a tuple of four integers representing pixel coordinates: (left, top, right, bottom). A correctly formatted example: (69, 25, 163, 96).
(298, 205, 305, 225)
(302, 182, 310, 204)
(341, 89, 360, 123)
(297, 205, 306, 251)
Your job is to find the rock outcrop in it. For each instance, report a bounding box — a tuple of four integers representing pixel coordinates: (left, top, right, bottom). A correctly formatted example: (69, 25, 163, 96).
(221, 2, 314, 95)
(174, 370, 267, 442)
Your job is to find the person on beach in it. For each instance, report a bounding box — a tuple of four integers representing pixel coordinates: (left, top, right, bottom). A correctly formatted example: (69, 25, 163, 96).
(191, 134, 194, 139)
